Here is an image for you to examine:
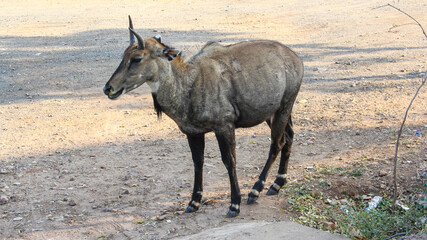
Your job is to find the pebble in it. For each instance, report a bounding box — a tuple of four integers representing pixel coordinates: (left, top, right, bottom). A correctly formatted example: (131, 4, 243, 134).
(378, 170, 388, 177)
(68, 199, 76, 206)
(13, 217, 23, 221)
(320, 221, 338, 230)
(123, 189, 130, 194)
(0, 195, 9, 205)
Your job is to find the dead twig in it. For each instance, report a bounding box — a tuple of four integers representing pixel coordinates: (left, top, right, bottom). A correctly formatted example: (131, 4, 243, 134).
(392, 78, 425, 205)
(375, 3, 426, 206)
(385, 4, 427, 39)
(375, 4, 427, 39)
(388, 23, 416, 32)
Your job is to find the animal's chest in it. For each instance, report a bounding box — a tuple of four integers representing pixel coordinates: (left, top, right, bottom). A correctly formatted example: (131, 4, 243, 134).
(186, 96, 236, 132)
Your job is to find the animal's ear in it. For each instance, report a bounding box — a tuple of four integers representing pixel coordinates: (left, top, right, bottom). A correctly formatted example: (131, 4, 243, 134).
(161, 48, 181, 61)
(154, 35, 162, 43)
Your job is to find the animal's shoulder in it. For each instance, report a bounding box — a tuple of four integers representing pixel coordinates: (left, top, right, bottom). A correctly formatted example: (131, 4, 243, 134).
(201, 41, 223, 50)
(188, 41, 227, 63)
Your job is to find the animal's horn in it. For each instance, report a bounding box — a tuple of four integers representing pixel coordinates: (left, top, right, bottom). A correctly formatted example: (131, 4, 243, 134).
(129, 28, 145, 50)
(128, 16, 135, 45)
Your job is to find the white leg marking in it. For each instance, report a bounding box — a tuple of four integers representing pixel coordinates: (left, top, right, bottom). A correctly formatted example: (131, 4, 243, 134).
(250, 189, 260, 196)
(231, 204, 240, 210)
(272, 183, 281, 191)
(191, 201, 200, 207)
(276, 174, 287, 179)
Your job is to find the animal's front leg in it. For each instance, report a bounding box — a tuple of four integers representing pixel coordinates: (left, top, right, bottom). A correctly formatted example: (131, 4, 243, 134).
(215, 127, 241, 218)
(185, 133, 205, 213)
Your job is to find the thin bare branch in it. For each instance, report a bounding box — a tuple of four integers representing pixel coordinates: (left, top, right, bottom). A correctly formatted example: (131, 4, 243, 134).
(375, 3, 427, 206)
(393, 78, 425, 205)
(376, 4, 427, 40)
(372, 4, 389, 10)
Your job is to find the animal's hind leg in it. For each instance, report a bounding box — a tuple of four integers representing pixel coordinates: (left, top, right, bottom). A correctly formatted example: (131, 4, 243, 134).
(247, 112, 289, 204)
(266, 116, 293, 195)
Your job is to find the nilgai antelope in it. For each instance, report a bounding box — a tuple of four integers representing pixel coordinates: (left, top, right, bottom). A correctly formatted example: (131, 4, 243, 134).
(103, 16, 303, 217)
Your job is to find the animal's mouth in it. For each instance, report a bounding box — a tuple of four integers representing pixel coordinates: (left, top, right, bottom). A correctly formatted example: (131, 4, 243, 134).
(108, 88, 124, 100)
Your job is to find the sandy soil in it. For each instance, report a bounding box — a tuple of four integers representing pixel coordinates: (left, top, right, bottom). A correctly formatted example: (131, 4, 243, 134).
(0, 0, 426, 239)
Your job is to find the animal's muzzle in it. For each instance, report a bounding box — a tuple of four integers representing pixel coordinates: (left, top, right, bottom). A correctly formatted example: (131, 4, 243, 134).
(103, 84, 124, 100)
(103, 85, 111, 96)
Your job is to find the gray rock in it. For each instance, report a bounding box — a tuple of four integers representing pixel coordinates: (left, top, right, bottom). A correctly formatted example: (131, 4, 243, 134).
(0, 195, 9, 205)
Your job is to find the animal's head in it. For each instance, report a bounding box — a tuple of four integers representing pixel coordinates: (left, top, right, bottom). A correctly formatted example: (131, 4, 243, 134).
(103, 16, 180, 99)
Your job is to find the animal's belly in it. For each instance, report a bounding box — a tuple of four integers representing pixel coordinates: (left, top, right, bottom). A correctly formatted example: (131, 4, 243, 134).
(234, 101, 281, 128)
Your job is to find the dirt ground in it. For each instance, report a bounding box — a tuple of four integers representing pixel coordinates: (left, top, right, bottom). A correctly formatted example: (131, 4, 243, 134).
(0, 0, 426, 239)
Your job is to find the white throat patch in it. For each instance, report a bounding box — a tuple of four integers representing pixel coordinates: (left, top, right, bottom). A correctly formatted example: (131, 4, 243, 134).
(146, 81, 160, 93)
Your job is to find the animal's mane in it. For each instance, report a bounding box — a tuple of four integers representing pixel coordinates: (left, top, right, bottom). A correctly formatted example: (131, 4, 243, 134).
(188, 41, 225, 63)
(152, 93, 163, 119)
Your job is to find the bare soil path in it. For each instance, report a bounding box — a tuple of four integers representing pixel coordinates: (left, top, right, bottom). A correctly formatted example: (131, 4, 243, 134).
(0, 0, 426, 239)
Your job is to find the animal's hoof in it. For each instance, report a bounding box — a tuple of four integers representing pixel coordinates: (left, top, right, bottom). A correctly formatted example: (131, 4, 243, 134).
(247, 189, 260, 205)
(226, 209, 239, 218)
(247, 195, 258, 205)
(185, 201, 200, 213)
(266, 187, 279, 195)
(185, 205, 198, 213)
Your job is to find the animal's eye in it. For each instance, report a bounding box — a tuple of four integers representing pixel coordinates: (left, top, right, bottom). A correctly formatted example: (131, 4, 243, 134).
(131, 57, 142, 63)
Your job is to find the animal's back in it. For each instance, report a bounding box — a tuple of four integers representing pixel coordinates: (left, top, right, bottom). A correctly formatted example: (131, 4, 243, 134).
(187, 40, 303, 130)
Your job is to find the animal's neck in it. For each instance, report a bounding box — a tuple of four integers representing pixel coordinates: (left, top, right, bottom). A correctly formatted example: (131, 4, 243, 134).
(154, 57, 193, 124)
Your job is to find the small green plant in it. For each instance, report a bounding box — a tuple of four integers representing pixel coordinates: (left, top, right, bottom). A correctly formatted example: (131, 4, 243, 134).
(333, 197, 427, 239)
(348, 169, 364, 177)
(317, 166, 345, 175)
(281, 167, 427, 239)
(318, 180, 331, 187)
(282, 183, 328, 229)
